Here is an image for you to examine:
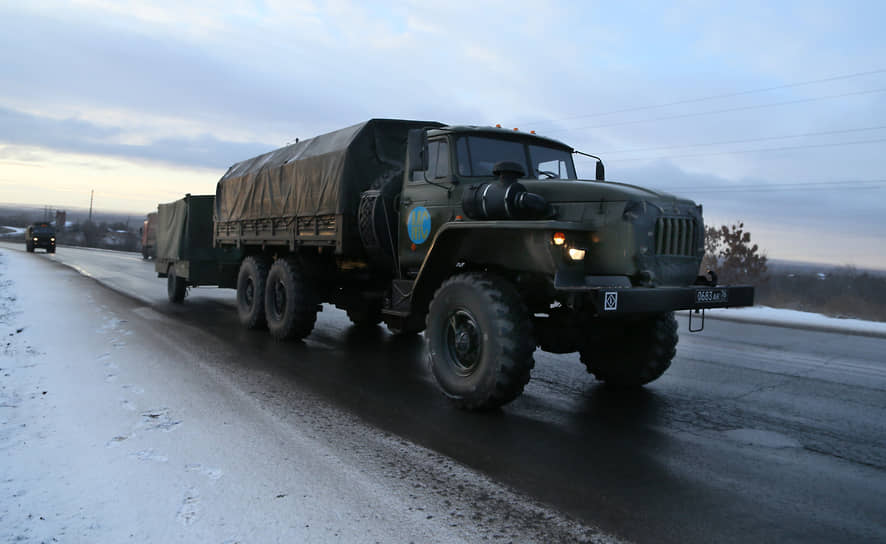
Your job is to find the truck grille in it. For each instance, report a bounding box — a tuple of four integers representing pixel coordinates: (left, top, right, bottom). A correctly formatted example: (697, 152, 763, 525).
(655, 217, 697, 256)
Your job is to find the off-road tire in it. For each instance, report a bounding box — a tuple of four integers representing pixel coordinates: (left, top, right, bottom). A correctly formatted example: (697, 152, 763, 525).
(167, 264, 187, 303)
(347, 301, 383, 327)
(579, 312, 678, 387)
(264, 257, 318, 341)
(26, 243, 34, 253)
(425, 272, 535, 411)
(48, 247, 55, 254)
(236, 256, 269, 329)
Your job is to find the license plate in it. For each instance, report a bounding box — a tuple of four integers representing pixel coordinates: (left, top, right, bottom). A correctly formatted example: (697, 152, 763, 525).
(696, 288, 728, 304)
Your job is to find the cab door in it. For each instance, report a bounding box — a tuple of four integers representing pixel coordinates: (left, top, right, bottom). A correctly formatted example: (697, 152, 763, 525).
(398, 137, 455, 275)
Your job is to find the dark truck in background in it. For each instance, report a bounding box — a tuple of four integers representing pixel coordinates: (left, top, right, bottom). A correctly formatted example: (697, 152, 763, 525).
(26, 222, 56, 253)
(156, 118, 754, 410)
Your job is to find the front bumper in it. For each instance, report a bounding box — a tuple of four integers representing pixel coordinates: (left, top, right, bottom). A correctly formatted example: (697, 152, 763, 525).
(554, 273, 754, 315)
(583, 285, 754, 315)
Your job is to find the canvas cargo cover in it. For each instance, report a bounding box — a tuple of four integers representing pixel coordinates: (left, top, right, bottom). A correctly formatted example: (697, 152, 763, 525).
(156, 198, 187, 260)
(156, 195, 215, 260)
(215, 118, 442, 222)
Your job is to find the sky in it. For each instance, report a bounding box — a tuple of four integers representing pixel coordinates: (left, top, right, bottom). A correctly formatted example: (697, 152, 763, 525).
(1, 0, 885, 268)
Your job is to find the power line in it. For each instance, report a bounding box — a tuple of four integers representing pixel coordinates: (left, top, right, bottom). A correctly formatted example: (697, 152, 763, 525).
(654, 180, 886, 194)
(544, 88, 886, 134)
(674, 185, 882, 194)
(522, 68, 886, 126)
(605, 137, 886, 162)
(598, 125, 886, 155)
(663, 179, 886, 191)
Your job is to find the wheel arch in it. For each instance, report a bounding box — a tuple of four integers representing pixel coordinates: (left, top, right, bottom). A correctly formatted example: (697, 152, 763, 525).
(410, 223, 557, 316)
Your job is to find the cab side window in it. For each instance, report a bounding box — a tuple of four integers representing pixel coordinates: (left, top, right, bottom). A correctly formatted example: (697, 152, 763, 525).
(427, 139, 450, 180)
(411, 139, 451, 182)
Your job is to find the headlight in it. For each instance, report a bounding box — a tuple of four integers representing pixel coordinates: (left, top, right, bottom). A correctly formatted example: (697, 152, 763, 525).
(567, 248, 586, 261)
(33, 237, 38, 241)
(50, 237, 55, 242)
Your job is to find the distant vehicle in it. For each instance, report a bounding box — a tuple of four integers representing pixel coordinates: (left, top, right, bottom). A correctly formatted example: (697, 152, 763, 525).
(25, 222, 56, 253)
(156, 118, 754, 410)
(140, 212, 158, 259)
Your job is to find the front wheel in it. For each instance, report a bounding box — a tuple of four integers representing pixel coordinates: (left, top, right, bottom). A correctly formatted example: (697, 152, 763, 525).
(264, 257, 318, 341)
(425, 272, 535, 411)
(167, 264, 187, 303)
(579, 312, 678, 387)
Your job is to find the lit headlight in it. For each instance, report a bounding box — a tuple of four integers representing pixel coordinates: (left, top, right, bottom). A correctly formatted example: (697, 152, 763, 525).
(33, 237, 38, 241)
(50, 237, 55, 242)
(567, 248, 586, 261)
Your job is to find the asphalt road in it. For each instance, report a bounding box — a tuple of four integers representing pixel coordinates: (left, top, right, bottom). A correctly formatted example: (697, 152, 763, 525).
(4, 242, 886, 543)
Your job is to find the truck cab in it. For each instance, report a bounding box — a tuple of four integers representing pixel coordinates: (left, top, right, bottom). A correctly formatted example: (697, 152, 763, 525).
(393, 125, 752, 409)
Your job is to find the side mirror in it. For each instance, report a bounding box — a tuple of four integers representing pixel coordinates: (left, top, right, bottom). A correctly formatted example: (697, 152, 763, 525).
(407, 129, 428, 175)
(595, 160, 605, 181)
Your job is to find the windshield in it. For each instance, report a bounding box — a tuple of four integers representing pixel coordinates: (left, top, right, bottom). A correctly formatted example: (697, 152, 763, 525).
(33, 225, 54, 234)
(455, 135, 577, 180)
(528, 143, 577, 180)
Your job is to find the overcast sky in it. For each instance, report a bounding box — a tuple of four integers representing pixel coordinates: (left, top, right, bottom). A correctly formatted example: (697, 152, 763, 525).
(1, 1, 885, 267)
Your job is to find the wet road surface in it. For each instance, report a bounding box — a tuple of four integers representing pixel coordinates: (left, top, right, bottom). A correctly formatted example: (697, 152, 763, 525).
(4, 243, 886, 543)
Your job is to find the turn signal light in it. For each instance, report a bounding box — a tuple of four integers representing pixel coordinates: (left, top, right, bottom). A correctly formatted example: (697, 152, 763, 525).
(552, 232, 566, 245)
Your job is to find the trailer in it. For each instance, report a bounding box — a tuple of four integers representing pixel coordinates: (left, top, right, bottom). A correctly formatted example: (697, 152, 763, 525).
(155, 194, 241, 303)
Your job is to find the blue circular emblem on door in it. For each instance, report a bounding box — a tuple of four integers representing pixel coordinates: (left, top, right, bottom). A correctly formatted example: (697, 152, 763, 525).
(407, 206, 431, 244)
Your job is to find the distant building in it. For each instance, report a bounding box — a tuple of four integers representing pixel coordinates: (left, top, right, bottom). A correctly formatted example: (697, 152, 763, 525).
(55, 210, 67, 232)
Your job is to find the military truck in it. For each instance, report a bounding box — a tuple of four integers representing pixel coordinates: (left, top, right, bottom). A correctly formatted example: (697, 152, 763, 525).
(165, 118, 754, 410)
(140, 212, 158, 259)
(25, 222, 56, 253)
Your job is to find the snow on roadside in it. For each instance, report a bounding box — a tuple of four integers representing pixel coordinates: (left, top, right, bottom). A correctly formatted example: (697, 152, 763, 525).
(0, 226, 25, 236)
(704, 306, 886, 337)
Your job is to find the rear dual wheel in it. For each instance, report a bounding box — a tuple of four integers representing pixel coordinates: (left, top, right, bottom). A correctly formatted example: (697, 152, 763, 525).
(264, 257, 318, 341)
(236, 256, 269, 329)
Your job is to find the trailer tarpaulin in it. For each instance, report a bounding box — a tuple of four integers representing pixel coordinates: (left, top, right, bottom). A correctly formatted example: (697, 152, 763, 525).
(156, 198, 187, 260)
(214, 119, 442, 222)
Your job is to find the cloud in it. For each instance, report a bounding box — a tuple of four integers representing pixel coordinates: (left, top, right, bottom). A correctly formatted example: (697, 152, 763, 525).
(0, 107, 273, 169)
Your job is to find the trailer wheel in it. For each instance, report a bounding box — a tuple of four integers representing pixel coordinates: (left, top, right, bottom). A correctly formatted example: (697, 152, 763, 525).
(426, 272, 535, 411)
(264, 257, 318, 341)
(579, 312, 678, 387)
(167, 264, 187, 303)
(236, 256, 269, 329)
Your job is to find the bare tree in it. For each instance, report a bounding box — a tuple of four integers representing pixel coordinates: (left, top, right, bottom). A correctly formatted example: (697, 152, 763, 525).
(702, 221, 768, 285)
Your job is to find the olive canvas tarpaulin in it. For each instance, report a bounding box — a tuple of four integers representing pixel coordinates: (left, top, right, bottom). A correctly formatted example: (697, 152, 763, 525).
(155, 198, 187, 261)
(214, 119, 442, 223)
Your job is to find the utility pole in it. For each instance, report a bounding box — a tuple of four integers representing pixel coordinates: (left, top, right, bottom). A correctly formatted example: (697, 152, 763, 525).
(88, 190, 94, 224)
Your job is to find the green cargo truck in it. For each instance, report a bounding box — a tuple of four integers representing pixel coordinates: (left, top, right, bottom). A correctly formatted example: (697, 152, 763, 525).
(163, 119, 754, 410)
